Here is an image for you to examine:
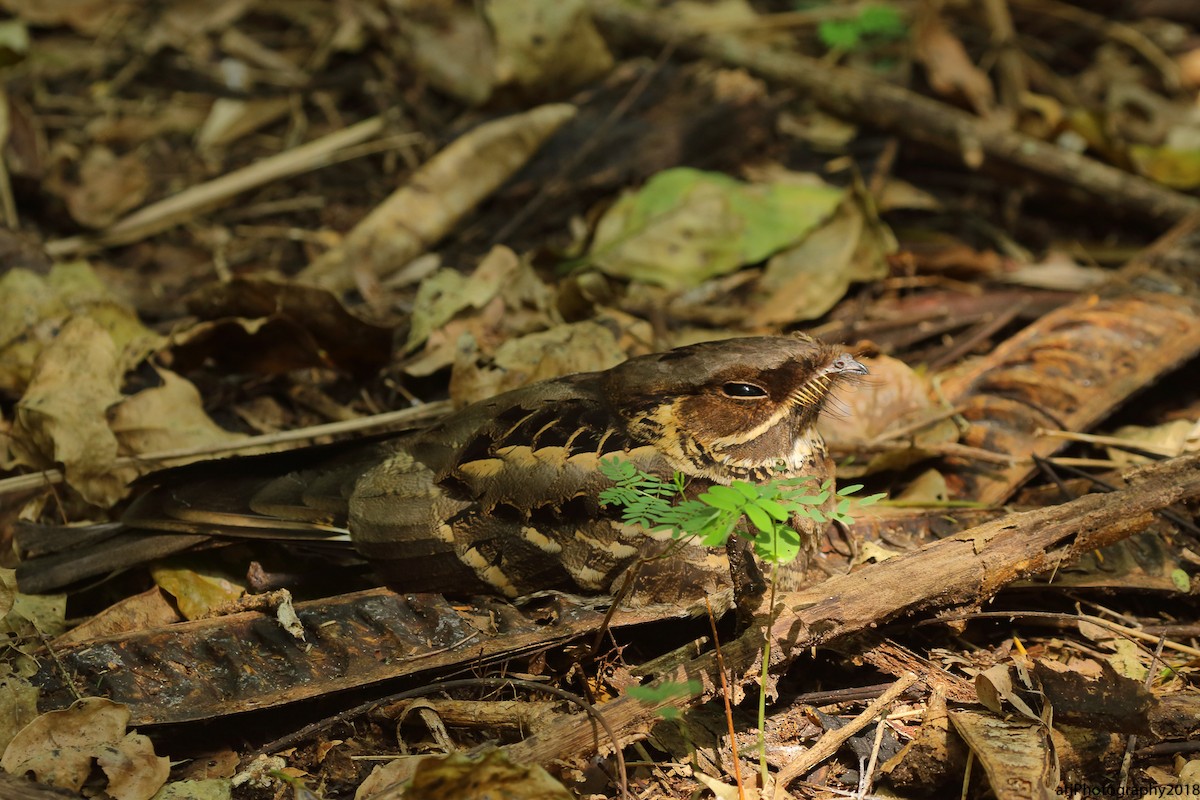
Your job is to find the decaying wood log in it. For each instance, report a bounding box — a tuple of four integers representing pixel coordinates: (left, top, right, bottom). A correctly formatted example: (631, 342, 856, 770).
(31, 591, 707, 726)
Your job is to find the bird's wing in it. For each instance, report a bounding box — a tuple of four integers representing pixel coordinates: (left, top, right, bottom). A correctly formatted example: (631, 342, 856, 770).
(350, 377, 719, 597)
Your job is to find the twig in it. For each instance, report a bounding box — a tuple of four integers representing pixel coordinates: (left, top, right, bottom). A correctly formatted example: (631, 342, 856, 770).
(588, 1, 1199, 224)
(45, 115, 388, 256)
(1007, 0, 1180, 91)
(771, 672, 918, 796)
(255, 677, 630, 800)
(706, 597, 745, 800)
(0, 401, 451, 500)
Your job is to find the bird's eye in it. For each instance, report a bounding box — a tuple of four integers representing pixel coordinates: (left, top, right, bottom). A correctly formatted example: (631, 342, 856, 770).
(721, 382, 768, 398)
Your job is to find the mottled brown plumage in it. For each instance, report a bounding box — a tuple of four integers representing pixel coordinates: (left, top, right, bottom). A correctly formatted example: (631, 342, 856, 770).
(16, 335, 866, 599)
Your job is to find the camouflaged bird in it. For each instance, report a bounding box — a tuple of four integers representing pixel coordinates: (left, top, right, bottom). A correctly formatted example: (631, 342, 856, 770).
(16, 335, 867, 600)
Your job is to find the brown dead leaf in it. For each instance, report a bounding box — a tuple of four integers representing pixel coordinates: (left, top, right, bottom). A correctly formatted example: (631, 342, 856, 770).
(396, 0, 611, 106)
(53, 586, 181, 646)
(174, 277, 393, 377)
(97, 733, 172, 800)
(0, 674, 38, 756)
(754, 187, 893, 324)
(488, 0, 614, 100)
(819, 355, 954, 445)
(399, 749, 572, 800)
(914, 15, 995, 117)
(405, 246, 560, 376)
(299, 104, 577, 292)
(947, 709, 1058, 797)
(64, 147, 151, 229)
(891, 469, 951, 505)
(1178, 47, 1200, 90)
(1, 697, 168, 800)
(0, 262, 159, 397)
(9, 316, 125, 506)
(150, 565, 244, 621)
(396, 3, 496, 106)
(818, 355, 959, 476)
(109, 367, 246, 459)
(448, 312, 654, 406)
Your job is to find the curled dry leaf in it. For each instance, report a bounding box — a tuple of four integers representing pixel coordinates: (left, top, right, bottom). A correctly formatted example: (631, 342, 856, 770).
(397, 0, 611, 106)
(914, 15, 995, 117)
(149, 565, 244, 622)
(298, 103, 577, 292)
(488, 0, 614, 100)
(63, 146, 150, 229)
(172, 277, 393, 377)
(1105, 419, 1196, 468)
(1, 697, 168, 800)
(109, 367, 247, 459)
(399, 749, 573, 800)
(755, 187, 894, 324)
(0, 261, 159, 397)
(405, 245, 560, 376)
(818, 355, 959, 476)
(9, 316, 125, 506)
(947, 710, 1058, 797)
(448, 311, 654, 406)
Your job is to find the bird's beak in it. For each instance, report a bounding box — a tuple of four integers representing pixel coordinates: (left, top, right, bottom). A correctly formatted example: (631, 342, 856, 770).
(829, 354, 869, 376)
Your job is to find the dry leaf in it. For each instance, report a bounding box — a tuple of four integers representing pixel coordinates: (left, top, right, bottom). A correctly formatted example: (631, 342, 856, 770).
(299, 103, 577, 291)
(818, 355, 958, 476)
(755, 187, 893, 324)
(396, 3, 496, 105)
(0, 675, 38, 755)
(914, 15, 995, 117)
(948, 709, 1058, 798)
(64, 147, 151, 229)
(488, 0, 613, 99)
(1105, 419, 1195, 467)
(1, 697, 169, 800)
(405, 246, 560, 376)
(153, 779, 233, 799)
(449, 313, 654, 406)
(150, 566, 245, 621)
(110, 367, 246, 459)
(9, 316, 125, 506)
(0, 0, 132, 35)
(172, 277, 393, 377)
(0, 261, 159, 397)
(53, 587, 182, 645)
(399, 749, 572, 800)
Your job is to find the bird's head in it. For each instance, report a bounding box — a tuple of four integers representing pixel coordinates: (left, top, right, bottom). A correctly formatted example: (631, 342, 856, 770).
(607, 334, 868, 481)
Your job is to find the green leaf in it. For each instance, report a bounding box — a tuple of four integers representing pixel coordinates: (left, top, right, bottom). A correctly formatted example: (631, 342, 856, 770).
(627, 680, 702, 705)
(753, 526, 802, 564)
(858, 5, 906, 38)
(754, 497, 791, 522)
(837, 483, 865, 496)
(732, 480, 760, 500)
(701, 485, 745, 512)
(1171, 569, 1191, 593)
(743, 503, 775, 535)
(586, 167, 845, 288)
(697, 514, 738, 547)
(819, 19, 860, 50)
